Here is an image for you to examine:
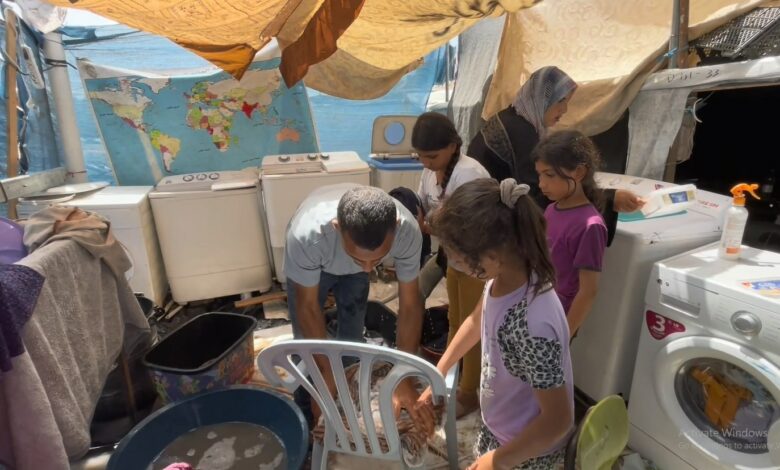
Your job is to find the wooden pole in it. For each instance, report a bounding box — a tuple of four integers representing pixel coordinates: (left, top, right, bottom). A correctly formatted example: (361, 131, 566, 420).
(676, 0, 690, 68)
(4, 9, 19, 219)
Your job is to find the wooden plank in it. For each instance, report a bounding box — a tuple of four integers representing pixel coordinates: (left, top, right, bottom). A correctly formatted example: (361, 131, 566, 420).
(234, 291, 287, 309)
(4, 9, 19, 218)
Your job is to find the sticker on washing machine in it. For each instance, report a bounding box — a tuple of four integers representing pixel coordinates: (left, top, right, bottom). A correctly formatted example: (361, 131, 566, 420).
(740, 279, 780, 297)
(646, 310, 686, 340)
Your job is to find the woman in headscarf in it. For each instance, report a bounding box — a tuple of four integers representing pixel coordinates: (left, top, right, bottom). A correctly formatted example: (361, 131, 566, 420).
(467, 66, 643, 243)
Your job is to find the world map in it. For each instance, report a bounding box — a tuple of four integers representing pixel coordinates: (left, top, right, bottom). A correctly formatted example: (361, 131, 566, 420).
(81, 58, 319, 185)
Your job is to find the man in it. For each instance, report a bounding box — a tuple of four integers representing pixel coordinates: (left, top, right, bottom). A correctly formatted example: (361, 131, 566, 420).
(284, 183, 433, 430)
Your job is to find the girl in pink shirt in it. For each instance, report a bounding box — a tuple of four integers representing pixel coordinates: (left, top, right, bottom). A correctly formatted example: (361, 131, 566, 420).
(533, 130, 608, 338)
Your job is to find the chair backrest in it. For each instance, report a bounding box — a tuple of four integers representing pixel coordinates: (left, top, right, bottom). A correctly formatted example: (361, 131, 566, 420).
(565, 395, 629, 470)
(257, 340, 449, 462)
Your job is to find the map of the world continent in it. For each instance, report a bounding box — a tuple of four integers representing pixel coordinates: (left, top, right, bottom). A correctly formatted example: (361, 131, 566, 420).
(79, 57, 319, 185)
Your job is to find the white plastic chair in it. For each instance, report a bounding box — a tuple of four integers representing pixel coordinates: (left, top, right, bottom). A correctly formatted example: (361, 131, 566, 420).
(257, 340, 459, 469)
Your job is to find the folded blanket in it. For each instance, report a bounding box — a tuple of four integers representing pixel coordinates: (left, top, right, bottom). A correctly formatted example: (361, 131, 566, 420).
(0, 265, 44, 372)
(311, 362, 444, 467)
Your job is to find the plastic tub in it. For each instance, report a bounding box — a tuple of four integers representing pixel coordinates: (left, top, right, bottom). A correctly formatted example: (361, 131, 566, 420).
(107, 386, 308, 470)
(143, 313, 257, 404)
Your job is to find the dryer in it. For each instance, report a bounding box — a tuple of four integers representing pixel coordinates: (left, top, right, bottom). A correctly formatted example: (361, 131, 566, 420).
(572, 173, 732, 402)
(261, 151, 370, 285)
(628, 243, 780, 470)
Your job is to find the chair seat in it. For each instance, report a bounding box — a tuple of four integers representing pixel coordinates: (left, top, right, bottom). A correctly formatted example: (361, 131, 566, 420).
(576, 395, 629, 470)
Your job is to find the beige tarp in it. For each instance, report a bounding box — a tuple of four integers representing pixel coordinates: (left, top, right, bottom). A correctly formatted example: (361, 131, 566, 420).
(48, 0, 537, 97)
(484, 0, 769, 135)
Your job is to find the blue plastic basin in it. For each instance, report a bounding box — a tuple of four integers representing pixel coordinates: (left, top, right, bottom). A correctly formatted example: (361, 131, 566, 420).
(107, 386, 308, 470)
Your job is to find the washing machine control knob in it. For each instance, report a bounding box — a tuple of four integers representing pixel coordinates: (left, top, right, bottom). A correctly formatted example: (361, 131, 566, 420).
(279, 155, 290, 162)
(320, 153, 330, 160)
(183, 174, 194, 182)
(731, 311, 762, 336)
(209, 173, 219, 180)
(196, 173, 207, 181)
(307, 154, 318, 161)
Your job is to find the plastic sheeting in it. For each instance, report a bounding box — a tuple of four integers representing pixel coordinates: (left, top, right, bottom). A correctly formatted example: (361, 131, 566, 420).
(447, 15, 505, 144)
(484, 0, 768, 136)
(48, 0, 537, 98)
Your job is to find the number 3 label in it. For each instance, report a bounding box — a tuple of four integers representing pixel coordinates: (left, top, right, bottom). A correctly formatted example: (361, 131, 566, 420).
(646, 311, 686, 340)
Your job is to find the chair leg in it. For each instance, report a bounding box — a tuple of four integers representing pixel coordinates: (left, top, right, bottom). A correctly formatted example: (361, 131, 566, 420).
(313, 441, 326, 470)
(444, 364, 460, 470)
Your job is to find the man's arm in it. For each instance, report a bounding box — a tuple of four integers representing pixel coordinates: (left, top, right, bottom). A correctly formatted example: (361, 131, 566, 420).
(395, 277, 424, 354)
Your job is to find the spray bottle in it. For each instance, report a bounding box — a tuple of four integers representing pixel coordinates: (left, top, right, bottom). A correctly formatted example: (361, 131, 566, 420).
(718, 183, 760, 260)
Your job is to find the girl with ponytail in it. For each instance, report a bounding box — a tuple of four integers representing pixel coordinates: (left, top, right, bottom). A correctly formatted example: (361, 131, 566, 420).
(419, 178, 574, 470)
(532, 130, 608, 338)
(411, 112, 489, 417)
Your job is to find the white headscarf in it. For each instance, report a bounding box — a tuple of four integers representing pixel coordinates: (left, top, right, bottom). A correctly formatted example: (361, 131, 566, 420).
(511, 66, 577, 137)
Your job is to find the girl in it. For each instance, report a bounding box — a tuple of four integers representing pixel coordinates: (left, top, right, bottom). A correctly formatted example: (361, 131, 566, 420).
(419, 178, 574, 470)
(412, 112, 490, 417)
(532, 130, 608, 338)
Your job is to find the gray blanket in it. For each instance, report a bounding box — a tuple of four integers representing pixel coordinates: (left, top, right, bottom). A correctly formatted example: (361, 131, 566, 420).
(0, 234, 149, 468)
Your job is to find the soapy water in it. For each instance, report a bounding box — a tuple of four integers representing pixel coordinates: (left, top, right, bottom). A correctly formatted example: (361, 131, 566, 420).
(150, 422, 286, 470)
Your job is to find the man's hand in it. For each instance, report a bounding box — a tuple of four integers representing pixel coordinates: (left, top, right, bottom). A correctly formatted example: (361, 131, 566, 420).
(393, 378, 436, 436)
(613, 189, 645, 213)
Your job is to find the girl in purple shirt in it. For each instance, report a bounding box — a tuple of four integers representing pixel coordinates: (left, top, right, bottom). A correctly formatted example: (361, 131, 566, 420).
(532, 130, 608, 338)
(418, 178, 574, 470)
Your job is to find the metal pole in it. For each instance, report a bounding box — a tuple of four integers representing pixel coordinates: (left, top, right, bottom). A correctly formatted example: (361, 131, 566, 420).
(43, 32, 88, 184)
(5, 9, 19, 218)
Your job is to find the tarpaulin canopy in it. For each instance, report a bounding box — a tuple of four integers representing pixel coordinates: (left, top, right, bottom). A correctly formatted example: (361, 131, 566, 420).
(45, 0, 537, 98)
(483, 0, 769, 135)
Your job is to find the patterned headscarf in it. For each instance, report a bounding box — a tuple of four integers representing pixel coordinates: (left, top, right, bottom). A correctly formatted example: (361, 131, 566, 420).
(511, 66, 577, 137)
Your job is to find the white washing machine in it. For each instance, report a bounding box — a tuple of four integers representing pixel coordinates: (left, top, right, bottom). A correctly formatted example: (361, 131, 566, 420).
(261, 151, 370, 285)
(367, 116, 424, 193)
(628, 243, 780, 470)
(572, 172, 732, 402)
(149, 169, 272, 304)
(17, 186, 168, 306)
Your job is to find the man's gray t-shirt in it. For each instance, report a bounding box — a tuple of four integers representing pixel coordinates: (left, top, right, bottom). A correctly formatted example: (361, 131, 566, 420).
(284, 184, 422, 287)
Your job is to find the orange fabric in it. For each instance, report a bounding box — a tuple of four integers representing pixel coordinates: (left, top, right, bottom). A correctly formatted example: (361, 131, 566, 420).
(280, 0, 366, 88)
(173, 41, 262, 80)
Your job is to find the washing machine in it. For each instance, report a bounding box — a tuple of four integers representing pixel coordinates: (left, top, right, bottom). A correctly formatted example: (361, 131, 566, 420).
(261, 151, 370, 285)
(18, 186, 168, 306)
(149, 169, 272, 304)
(368, 116, 424, 193)
(628, 243, 780, 470)
(572, 172, 733, 402)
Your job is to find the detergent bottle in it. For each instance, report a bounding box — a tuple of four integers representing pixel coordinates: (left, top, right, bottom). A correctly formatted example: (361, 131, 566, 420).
(718, 183, 760, 260)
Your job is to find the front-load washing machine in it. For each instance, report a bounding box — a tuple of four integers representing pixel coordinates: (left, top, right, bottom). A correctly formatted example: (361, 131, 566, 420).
(572, 172, 732, 402)
(149, 169, 272, 303)
(261, 151, 370, 285)
(628, 243, 780, 469)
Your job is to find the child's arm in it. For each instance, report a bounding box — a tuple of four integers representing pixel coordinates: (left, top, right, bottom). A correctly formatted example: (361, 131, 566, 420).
(471, 386, 573, 470)
(435, 295, 483, 376)
(417, 296, 483, 406)
(566, 269, 600, 337)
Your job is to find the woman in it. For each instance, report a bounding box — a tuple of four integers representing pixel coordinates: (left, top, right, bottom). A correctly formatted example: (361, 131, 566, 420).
(468, 66, 643, 241)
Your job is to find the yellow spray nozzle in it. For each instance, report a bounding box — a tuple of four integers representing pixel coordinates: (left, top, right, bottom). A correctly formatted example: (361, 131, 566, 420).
(730, 183, 761, 204)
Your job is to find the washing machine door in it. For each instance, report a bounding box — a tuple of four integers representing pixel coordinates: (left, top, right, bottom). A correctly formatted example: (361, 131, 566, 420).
(653, 336, 780, 469)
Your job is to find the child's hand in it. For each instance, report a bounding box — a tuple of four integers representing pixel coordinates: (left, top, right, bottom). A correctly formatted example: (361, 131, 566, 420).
(613, 189, 645, 213)
(467, 450, 499, 470)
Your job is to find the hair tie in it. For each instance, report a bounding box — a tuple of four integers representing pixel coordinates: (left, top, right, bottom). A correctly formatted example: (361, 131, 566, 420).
(499, 178, 530, 208)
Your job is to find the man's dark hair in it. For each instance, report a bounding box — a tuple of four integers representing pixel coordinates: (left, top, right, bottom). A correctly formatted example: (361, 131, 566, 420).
(337, 187, 397, 250)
